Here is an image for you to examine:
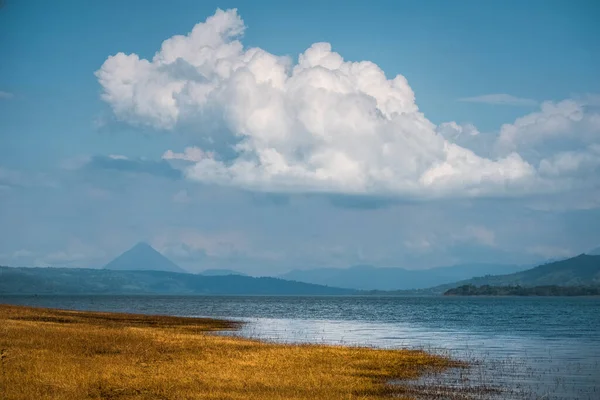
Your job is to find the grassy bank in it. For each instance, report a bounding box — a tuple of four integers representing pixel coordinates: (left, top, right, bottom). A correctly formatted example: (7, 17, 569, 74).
(0, 304, 458, 399)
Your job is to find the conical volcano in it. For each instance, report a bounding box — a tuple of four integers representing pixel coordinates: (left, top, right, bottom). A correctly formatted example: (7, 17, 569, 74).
(103, 242, 186, 273)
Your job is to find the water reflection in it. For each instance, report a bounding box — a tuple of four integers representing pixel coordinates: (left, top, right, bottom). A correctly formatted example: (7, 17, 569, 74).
(220, 317, 600, 400)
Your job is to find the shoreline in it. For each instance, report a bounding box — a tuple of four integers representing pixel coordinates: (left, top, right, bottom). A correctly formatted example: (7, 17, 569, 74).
(0, 304, 464, 400)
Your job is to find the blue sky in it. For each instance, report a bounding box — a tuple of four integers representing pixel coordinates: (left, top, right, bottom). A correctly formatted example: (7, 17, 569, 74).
(1, 0, 599, 274)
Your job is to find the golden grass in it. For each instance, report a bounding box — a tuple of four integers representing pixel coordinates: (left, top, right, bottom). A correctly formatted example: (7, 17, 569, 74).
(0, 304, 459, 400)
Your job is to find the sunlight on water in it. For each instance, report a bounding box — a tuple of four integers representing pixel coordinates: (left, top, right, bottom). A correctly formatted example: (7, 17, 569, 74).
(224, 316, 600, 399)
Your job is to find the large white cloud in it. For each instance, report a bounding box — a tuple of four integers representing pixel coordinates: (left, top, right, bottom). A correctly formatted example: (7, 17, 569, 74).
(496, 99, 600, 156)
(96, 9, 600, 199)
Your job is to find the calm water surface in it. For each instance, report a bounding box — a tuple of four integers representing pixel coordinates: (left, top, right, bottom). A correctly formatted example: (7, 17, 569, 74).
(2, 295, 599, 399)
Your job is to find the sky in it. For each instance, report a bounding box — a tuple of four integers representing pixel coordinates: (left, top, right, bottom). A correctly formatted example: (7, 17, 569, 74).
(1, 0, 599, 275)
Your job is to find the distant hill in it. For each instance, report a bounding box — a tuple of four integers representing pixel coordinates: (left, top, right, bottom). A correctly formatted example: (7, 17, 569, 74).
(429, 254, 600, 293)
(104, 242, 187, 273)
(0, 267, 354, 295)
(279, 263, 528, 290)
(444, 284, 600, 296)
(200, 269, 247, 276)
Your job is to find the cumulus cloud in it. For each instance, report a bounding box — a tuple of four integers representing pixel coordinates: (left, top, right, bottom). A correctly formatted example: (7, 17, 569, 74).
(436, 121, 480, 141)
(458, 94, 538, 107)
(96, 9, 599, 200)
(538, 145, 600, 178)
(435, 122, 493, 158)
(496, 99, 600, 156)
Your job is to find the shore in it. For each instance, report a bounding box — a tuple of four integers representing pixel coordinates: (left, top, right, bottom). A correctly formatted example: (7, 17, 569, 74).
(0, 304, 460, 400)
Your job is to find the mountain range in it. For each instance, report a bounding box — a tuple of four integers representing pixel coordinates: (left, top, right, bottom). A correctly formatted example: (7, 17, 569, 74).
(279, 263, 530, 290)
(101, 243, 533, 290)
(1, 254, 597, 295)
(430, 254, 600, 292)
(0, 267, 353, 295)
(1, 243, 599, 296)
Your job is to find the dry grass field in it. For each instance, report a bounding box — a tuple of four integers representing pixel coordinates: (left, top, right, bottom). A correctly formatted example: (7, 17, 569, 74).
(0, 304, 460, 399)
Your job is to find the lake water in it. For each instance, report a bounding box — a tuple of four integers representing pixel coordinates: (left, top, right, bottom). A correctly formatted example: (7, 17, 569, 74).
(1, 295, 599, 399)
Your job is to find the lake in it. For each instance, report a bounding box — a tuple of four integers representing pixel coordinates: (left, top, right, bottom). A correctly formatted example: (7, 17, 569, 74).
(1, 295, 599, 399)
